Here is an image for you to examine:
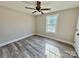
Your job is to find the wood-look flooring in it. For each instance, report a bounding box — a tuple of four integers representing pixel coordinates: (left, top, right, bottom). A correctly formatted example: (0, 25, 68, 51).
(0, 35, 77, 58)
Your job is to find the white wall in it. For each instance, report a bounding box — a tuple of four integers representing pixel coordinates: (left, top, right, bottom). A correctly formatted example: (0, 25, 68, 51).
(0, 5, 79, 46)
(36, 8, 79, 44)
(0, 6, 35, 44)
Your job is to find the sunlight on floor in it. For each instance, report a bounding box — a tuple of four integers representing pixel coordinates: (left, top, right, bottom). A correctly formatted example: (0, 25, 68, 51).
(45, 43, 61, 58)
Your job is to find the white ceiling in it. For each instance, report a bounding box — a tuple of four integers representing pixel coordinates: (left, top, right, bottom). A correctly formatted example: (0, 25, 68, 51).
(0, 1, 79, 15)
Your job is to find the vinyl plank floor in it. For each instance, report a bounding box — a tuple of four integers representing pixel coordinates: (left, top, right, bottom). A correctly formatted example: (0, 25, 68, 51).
(0, 35, 77, 58)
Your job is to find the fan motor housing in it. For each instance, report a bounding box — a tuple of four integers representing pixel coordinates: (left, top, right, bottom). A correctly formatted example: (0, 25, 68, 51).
(36, 6, 41, 11)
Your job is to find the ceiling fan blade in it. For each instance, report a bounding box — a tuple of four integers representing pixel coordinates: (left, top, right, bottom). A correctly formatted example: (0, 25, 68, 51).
(32, 11, 37, 13)
(25, 7, 36, 10)
(40, 11, 44, 14)
(41, 8, 51, 10)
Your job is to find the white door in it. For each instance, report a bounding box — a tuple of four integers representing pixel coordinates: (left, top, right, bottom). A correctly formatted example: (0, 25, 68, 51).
(74, 16, 79, 56)
(75, 16, 79, 38)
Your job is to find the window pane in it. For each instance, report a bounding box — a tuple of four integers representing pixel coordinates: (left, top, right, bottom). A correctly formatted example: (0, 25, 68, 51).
(46, 15, 58, 33)
(49, 16, 58, 24)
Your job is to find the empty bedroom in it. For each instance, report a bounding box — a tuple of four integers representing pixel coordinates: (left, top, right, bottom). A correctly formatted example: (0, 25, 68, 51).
(0, 0, 79, 58)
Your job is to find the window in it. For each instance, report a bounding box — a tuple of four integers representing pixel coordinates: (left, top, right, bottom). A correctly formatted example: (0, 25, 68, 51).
(46, 14, 58, 33)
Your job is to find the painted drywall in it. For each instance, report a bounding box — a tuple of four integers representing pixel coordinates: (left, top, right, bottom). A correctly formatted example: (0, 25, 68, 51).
(0, 6, 35, 44)
(0, 5, 79, 46)
(35, 8, 79, 44)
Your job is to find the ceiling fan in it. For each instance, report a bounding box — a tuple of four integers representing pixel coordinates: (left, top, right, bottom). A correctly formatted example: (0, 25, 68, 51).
(25, 1, 51, 14)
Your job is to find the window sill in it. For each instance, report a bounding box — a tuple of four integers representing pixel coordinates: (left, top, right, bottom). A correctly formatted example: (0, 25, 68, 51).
(46, 32, 56, 34)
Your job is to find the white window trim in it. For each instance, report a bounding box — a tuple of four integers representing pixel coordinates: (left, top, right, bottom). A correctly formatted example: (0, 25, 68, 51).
(46, 14, 59, 34)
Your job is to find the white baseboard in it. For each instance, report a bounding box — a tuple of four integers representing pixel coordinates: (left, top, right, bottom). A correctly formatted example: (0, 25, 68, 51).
(0, 33, 73, 47)
(36, 33, 73, 46)
(0, 33, 34, 47)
